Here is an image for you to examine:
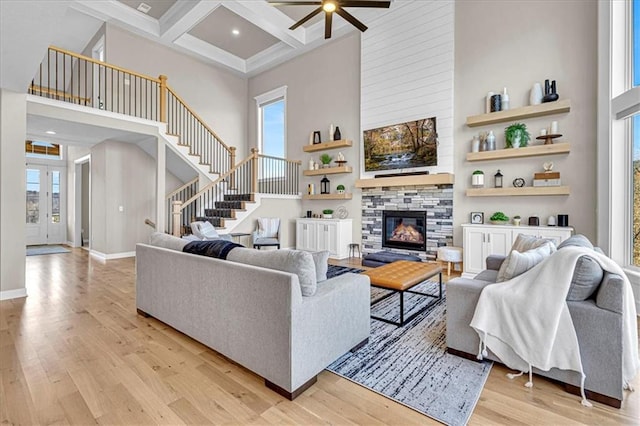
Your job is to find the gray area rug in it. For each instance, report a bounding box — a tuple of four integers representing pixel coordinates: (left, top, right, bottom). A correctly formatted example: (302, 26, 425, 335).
(326, 264, 364, 279)
(327, 280, 492, 426)
(26, 245, 70, 256)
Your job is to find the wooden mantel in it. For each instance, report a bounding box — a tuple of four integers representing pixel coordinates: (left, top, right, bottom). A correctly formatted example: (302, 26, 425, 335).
(355, 173, 455, 188)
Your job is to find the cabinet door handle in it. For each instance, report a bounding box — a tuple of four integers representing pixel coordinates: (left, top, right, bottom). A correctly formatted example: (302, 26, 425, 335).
(482, 233, 486, 243)
(487, 233, 491, 243)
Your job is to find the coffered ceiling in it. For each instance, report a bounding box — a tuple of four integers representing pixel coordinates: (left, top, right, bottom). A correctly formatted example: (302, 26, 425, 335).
(69, 0, 393, 77)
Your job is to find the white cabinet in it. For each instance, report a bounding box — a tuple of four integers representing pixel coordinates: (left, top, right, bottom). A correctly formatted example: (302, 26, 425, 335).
(462, 224, 574, 277)
(296, 218, 352, 259)
(463, 226, 512, 276)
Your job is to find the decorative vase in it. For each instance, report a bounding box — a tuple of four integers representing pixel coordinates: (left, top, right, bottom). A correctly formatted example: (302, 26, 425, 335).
(337, 189, 345, 194)
(513, 218, 521, 226)
(471, 173, 484, 187)
(530, 82, 543, 105)
(333, 126, 341, 141)
(511, 134, 521, 148)
(323, 214, 332, 219)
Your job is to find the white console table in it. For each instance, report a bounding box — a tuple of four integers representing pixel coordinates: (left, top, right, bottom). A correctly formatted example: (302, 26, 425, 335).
(461, 223, 574, 277)
(295, 218, 352, 259)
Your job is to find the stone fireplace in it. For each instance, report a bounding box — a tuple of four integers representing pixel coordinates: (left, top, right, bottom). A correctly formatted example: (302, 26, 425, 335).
(361, 184, 453, 261)
(382, 210, 426, 252)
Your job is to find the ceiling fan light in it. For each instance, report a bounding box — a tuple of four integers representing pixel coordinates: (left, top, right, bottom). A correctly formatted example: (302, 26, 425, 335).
(322, 1, 337, 13)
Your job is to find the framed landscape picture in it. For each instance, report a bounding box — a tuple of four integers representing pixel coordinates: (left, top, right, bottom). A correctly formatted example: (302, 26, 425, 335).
(363, 117, 437, 172)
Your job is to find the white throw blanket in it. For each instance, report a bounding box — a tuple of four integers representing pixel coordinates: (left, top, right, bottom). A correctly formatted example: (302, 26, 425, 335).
(470, 246, 639, 405)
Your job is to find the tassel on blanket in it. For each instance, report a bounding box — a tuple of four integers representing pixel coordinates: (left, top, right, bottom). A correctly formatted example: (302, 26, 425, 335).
(476, 335, 488, 360)
(506, 371, 524, 380)
(580, 374, 593, 407)
(624, 382, 635, 392)
(524, 367, 533, 388)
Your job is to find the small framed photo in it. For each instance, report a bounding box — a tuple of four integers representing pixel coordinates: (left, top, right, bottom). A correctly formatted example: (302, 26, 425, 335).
(471, 212, 484, 224)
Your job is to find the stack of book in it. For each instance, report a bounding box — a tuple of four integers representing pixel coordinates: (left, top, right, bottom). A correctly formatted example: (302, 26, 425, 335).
(533, 172, 561, 187)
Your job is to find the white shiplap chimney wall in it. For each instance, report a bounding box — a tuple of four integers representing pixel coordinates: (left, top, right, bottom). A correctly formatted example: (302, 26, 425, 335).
(360, 0, 454, 177)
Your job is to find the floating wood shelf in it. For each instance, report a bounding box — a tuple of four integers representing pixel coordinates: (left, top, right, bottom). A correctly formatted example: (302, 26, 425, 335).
(303, 166, 353, 176)
(466, 143, 571, 162)
(466, 99, 571, 127)
(303, 139, 352, 152)
(356, 173, 454, 188)
(303, 193, 353, 200)
(466, 186, 570, 197)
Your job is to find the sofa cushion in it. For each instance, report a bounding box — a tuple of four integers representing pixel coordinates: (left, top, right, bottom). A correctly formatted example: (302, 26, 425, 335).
(227, 248, 317, 296)
(496, 242, 555, 282)
(475, 269, 498, 282)
(149, 232, 188, 251)
(557, 234, 593, 250)
(511, 233, 557, 253)
(565, 255, 604, 301)
(311, 251, 330, 282)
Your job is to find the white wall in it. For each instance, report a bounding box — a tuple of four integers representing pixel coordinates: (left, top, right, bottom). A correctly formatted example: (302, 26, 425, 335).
(105, 24, 249, 159)
(89, 139, 157, 255)
(248, 33, 361, 244)
(453, 0, 598, 245)
(361, 0, 454, 176)
(0, 89, 27, 298)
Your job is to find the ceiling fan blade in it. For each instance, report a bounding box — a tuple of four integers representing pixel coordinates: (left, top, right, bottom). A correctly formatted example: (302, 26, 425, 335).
(289, 6, 323, 30)
(340, 1, 391, 8)
(335, 7, 368, 32)
(268, 1, 322, 5)
(325, 11, 333, 39)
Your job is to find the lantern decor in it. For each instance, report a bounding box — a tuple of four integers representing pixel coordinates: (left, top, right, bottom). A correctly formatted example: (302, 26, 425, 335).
(320, 175, 330, 194)
(494, 169, 503, 188)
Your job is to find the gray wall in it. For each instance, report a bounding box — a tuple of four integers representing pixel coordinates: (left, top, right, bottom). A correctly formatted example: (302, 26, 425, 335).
(248, 33, 362, 244)
(105, 24, 249, 159)
(0, 89, 26, 296)
(453, 0, 597, 245)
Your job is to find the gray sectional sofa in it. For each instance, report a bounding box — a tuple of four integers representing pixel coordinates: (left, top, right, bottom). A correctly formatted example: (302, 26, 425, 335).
(446, 235, 627, 407)
(135, 234, 370, 399)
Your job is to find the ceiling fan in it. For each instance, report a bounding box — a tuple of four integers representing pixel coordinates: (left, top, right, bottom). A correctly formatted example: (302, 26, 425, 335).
(268, 0, 391, 39)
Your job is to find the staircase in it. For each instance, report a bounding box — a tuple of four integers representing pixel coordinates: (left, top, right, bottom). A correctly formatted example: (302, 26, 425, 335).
(30, 46, 301, 236)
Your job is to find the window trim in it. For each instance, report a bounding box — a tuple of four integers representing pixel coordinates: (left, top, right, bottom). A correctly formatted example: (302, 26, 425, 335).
(254, 85, 287, 157)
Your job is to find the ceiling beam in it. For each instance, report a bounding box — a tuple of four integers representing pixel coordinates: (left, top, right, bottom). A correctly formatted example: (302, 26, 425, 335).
(159, 1, 222, 43)
(73, 0, 159, 37)
(174, 34, 246, 74)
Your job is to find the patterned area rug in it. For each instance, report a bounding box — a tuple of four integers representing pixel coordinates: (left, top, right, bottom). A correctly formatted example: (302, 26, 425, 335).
(26, 245, 70, 256)
(326, 264, 364, 279)
(327, 280, 492, 426)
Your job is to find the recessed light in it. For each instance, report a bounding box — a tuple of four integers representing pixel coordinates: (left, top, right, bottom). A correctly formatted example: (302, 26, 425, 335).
(137, 2, 151, 14)
(45, 130, 56, 135)
(232, 29, 240, 36)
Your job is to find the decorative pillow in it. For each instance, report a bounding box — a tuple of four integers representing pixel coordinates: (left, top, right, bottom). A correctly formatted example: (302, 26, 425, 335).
(149, 232, 188, 251)
(557, 234, 594, 250)
(511, 233, 557, 254)
(311, 251, 330, 282)
(257, 218, 280, 238)
(226, 248, 317, 296)
(566, 255, 604, 301)
(496, 242, 555, 282)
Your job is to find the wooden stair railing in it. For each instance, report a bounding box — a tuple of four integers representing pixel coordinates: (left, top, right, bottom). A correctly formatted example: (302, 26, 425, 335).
(29, 46, 233, 176)
(170, 149, 301, 236)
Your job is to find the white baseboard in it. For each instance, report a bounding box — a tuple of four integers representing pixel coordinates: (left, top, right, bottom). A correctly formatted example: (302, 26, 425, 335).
(0, 288, 27, 300)
(90, 250, 136, 261)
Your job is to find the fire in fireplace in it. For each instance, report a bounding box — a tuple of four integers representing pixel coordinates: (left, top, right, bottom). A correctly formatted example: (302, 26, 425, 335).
(382, 210, 427, 251)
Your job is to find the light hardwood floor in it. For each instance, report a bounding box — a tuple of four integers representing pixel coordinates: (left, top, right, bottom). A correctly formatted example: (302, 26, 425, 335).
(1, 247, 638, 425)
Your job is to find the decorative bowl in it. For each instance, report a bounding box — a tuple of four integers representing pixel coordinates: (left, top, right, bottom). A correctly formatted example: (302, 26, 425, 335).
(490, 220, 509, 225)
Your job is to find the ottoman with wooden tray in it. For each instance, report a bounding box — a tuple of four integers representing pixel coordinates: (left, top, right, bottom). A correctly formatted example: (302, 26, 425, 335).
(362, 260, 442, 327)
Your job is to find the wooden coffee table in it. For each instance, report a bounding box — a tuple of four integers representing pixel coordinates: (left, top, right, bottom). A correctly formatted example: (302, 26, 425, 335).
(362, 260, 442, 326)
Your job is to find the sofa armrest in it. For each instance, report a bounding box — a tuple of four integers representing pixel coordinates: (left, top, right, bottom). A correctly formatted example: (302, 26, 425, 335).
(486, 254, 507, 271)
(595, 272, 624, 314)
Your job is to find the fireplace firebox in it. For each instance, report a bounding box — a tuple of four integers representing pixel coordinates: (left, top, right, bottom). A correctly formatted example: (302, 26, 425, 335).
(382, 210, 426, 252)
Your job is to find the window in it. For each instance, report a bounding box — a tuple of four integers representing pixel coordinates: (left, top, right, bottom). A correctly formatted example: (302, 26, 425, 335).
(255, 86, 287, 179)
(25, 140, 61, 159)
(603, 0, 640, 269)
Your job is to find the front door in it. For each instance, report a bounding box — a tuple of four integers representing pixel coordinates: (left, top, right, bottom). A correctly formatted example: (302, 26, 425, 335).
(26, 165, 66, 245)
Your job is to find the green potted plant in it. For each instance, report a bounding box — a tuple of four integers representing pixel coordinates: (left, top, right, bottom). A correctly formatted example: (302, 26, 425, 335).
(336, 184, 345, 194)
(322, 209, 334, 219)
(512, 215, 521, 226)
(319, 153, 333, 168)
(490, 211, 509, 225)
(504, 123, 531, 148)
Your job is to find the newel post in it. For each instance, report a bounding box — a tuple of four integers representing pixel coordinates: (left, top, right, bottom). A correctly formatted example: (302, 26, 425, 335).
(172, 200, 182, 237)
(229, 146, 236, 188)
(251, 148, 259, 194)
(159, 75, 168, 123)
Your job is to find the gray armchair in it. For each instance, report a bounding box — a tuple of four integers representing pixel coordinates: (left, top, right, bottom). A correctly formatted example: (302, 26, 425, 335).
(252, 217, 280, 249)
